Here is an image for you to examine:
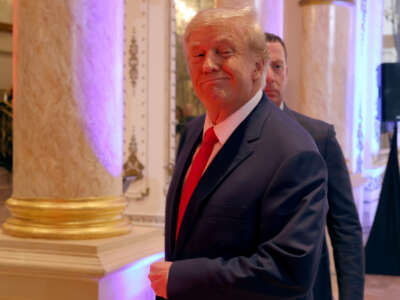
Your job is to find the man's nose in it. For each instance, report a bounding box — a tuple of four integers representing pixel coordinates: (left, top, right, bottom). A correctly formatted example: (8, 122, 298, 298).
(202, 52, 219, 73)
(266, 65, 274, 84)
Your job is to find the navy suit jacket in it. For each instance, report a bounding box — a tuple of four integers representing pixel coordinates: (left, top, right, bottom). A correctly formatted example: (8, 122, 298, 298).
(162, 94, 328, 300)
(284, 106, 364, 300)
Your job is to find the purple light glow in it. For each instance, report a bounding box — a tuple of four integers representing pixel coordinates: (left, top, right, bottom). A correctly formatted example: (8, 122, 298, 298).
(72, 0, 124, 177)
(260, 0, 284, 38)
(100, 252, 165, 299)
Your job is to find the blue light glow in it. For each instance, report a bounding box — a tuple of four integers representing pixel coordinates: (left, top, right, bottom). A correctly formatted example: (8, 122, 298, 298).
(351, 0, 383, 173)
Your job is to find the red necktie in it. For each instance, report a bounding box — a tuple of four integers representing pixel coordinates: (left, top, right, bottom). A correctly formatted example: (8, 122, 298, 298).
(176, 127, 219, 239)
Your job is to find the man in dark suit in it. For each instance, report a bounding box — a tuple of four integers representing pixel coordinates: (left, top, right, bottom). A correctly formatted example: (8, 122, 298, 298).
(148, 8, 328, 299)
(264, 32, 364, 300)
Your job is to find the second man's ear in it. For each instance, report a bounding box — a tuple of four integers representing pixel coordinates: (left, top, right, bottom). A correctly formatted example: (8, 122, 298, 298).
(253, 59, 265, 81)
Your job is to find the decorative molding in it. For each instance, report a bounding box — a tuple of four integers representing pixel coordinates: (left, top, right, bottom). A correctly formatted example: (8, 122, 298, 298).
(360, 0, 367, 40)
(123, 125, 144, 181)
(126, 214, 165, 226)
(356, 106, 364, 173)
(166, 0, 177, 196)
(125, 185, 150, 201)
(299, 0, 354, 6)
(123, 0, 150, 201)
(0, 227, 163, 278)
(364, 174, 383, 193)
(354, 0, 368, 173)
(128, 27, 138, 92)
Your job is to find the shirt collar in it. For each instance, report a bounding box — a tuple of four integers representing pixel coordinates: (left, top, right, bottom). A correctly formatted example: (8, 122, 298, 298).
(203, 89, 263, 145)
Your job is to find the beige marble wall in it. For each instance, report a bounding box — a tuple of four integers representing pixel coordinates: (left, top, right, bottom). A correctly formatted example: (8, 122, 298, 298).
(13, 0, 123, 199)
(299, 3, 354, 151)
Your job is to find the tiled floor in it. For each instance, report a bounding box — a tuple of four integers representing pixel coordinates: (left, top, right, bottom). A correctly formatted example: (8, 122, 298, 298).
(328, 233, 400, 300)
(331, 270, 400, 299)
(364, 274, 400, 300)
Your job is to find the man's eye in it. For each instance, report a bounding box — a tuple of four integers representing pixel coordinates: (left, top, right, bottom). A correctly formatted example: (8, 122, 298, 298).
(217, 49, 233, 56)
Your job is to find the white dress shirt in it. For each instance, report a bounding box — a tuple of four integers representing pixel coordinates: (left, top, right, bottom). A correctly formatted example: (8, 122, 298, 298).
(185, 89, 263, 180)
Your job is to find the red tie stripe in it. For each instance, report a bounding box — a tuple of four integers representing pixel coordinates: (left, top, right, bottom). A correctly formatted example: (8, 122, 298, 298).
(176, 127, 218, 239)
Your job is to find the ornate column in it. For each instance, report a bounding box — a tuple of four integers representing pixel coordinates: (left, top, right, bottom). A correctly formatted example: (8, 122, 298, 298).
(298, 0, 385, 233)
(0, 1, 164, 300)
(2, 0, 130, 239)
(298, 0, 366, 229)
(298, 0, 355, 153)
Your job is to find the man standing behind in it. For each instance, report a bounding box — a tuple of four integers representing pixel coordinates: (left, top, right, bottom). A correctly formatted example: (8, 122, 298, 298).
(149, 8, 328, 300)
(264, 32, 364, 300)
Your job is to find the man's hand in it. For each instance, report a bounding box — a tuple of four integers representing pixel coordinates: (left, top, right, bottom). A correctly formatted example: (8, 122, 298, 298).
(149, 260, 172, 298)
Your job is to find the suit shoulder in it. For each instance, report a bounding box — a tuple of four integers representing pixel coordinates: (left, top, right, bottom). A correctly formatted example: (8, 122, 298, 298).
(291, 110, 333, 132)
(263, 104, 320, 155)
(289, 110, 335, 142)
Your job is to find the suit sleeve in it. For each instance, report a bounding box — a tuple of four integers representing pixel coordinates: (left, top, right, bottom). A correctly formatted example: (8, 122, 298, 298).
(324, 126, 365, 300)
(167, 151, 328, 300)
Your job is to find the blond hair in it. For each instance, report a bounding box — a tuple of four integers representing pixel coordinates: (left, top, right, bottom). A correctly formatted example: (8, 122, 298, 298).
(184, 7, 268, 63)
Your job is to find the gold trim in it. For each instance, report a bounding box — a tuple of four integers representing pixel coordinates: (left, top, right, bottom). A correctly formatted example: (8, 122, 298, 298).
(299, 0, 355, 6)
(2, 196, 132, 239)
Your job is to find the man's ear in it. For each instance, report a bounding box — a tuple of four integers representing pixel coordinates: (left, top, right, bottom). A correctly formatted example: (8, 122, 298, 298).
(253, 58, 265, 81)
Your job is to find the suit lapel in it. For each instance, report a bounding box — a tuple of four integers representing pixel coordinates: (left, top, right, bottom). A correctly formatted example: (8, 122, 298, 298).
(165, 119, 203, 257)
(173, 94, 272, 256)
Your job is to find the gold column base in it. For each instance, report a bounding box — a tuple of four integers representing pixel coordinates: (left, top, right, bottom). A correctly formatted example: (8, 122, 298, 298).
(2, 196, 132, 239)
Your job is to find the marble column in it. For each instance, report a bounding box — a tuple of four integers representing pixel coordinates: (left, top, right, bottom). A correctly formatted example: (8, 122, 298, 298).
(215, 0, 265, 31)
(298, 0, 373, 227)
(0, 2, 165, 300)
(298, 0, 355, 153)
(2, 0, 131, 239)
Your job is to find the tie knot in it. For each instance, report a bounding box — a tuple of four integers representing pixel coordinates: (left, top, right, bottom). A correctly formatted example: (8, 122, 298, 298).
(203, 127, 218, 145)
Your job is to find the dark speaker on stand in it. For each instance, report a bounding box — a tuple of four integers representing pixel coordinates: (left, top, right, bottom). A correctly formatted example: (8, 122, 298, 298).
(381, 62, 400, 122)
(365, 62, 400, 275)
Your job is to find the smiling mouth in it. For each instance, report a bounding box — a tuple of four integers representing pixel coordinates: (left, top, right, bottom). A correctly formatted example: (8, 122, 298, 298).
(265, 89, 278, 95)
(199, 78, 228, 84)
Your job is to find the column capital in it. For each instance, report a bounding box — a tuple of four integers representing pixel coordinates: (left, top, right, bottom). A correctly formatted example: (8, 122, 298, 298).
(299, 0, 354, 6)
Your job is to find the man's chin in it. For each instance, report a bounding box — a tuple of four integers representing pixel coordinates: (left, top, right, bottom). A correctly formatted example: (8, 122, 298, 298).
(264, 93, 282, 106)
(265, 92, 277, 101)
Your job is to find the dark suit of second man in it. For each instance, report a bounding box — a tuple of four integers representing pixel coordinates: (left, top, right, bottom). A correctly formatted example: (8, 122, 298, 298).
(264, 32, 364, 300)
